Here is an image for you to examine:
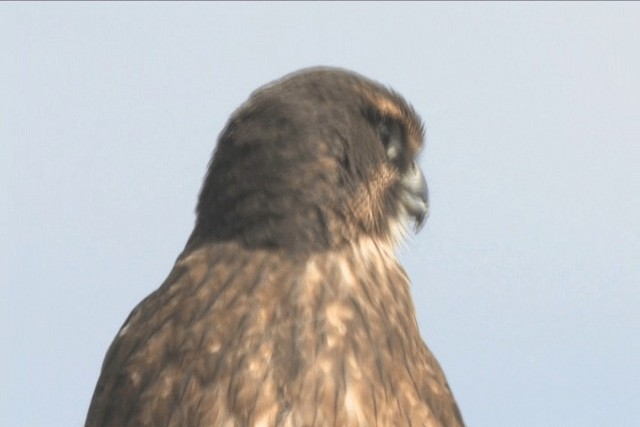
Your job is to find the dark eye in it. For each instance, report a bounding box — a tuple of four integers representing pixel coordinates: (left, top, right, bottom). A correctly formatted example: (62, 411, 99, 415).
(378, 119, 402, 161)
(379, 122, 392, 145)
(364, 106, 405, 162)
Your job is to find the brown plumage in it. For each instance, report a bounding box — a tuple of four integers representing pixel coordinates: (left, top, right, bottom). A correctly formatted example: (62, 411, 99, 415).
(85, 67, 464, 426)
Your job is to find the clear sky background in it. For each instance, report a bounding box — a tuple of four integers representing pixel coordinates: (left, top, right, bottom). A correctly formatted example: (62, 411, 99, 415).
(2, 3, 639, 426)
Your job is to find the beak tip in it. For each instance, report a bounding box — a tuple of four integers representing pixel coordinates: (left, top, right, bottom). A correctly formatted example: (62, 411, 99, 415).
(401, 161, 430, 234)
(413, 205, 429, 233)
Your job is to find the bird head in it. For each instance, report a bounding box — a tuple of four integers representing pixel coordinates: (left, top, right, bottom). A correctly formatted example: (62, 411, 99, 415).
(191, 67, 428, 253)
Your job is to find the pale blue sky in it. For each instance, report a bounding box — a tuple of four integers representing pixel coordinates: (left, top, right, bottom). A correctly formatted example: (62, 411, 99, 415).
(3, 3, 639, 426)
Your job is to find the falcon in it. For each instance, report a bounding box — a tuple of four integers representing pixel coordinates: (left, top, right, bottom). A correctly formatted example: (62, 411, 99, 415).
(85, 67, 464, 426)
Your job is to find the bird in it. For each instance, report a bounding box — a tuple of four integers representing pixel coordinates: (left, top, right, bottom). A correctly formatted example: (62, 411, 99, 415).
(85, 67, 464, 427)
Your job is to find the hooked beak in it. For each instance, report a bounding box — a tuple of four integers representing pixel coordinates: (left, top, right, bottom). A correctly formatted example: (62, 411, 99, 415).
(400, 161, 429, 232)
